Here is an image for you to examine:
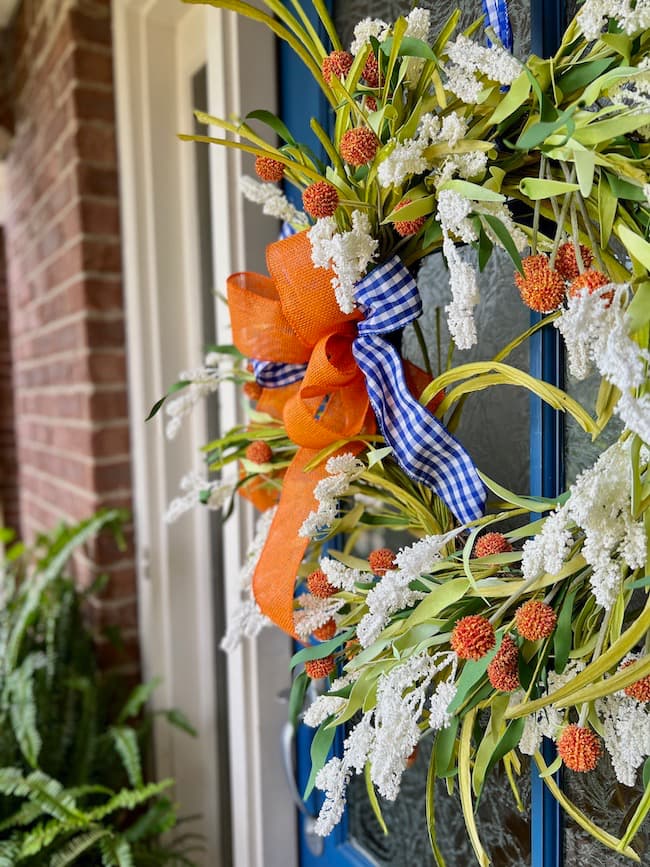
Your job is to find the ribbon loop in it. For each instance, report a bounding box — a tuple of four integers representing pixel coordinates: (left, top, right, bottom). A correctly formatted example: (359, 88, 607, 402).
(482, 0, 513, 50)
(353, 259, 486, 525)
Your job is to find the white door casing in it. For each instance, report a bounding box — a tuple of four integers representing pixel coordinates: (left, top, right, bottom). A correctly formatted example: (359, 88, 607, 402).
(112, 2, 297, 865)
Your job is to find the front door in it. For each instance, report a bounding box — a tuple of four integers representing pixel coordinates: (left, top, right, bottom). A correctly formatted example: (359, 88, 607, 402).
(281, 1, 650, 865)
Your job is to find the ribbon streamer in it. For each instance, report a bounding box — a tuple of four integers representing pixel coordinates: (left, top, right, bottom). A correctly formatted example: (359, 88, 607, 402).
(482, 0, 513, 50)
(352, 257, 486, 526)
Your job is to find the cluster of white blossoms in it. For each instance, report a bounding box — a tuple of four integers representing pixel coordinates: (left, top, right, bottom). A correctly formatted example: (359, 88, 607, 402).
(293, 591, 344, 640)
(555, 283, 650, 443)
(357, 531, 460, 647)
(319, 556, 364, 592)
(313, 651, 456, 836)
(577, 0, 650, 40)
(436, 189, 526, 350)
(596, 667, 650, 786)
(522, 440, 646, 610)
(444, 34, 521, 104)
(516, 661, 586, 755)
(164, 469, 234, 525)
(220, 507, 276, 652)
(302, 675, 354, 728)
(164, 354, 227, 440)
(349, 7, 430, 55)
(308, 211, 379, 314)
(299, 453, 366, 538)
(240, 175, 306, 226)
(377, 111, 468, 189)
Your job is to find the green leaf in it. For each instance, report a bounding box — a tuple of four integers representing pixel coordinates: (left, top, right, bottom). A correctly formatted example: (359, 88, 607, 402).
(434, 716, 459, 778)
(290, 628, 355, 669)
(598, 172, 617, 247)
(367, 446, 393, 467)
(617, 223, 650, 271)
(576, 113, 650, 146)
(164, 708, 198, 737)
(303, 721, 336, 799)
(515, 108, 575, 150)
(404, 580, 470, 630)
(288, 671, 308, 729)
(554, 587, 577, 675)
(628, 575, 650, 590)
(557, 57, 616, 94)
(118, 677, 162, 723)
(573, 149, 595, 197)
(246, 109, 296, 145)
(439, 180, 505, 203)
(447, 634, 503, 715)
(605, 173, 646, 202)
(626, 283, 650, 333)
(426, 740, 447, 865)
(383, 196, 435, 224)
(481, 213, 523, 275)
(380, 35, 436, 60)
(643, 757, 650, 790)
(518, 178, 580, 199)
(477, 227, 493, 272)
(364, 763, 388, 834)
(145, 380, 190, 422)
(488, 71, 530, 125)
(423, 219, 443, 248)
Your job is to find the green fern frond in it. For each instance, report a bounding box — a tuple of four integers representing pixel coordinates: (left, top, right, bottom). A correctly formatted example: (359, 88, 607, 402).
(0, 838, 21, 867)
(100, 835, 134, 867)
(8, 651, 47, 767)
(109, 728, 142, 788)
(49, 828, 111, 866)
(117, 678, 162, 725)
(88, 780, 174, 823)
(122, 795, 177, 842)
(0, 799, 45, 832)
(0, 768, 83, 823)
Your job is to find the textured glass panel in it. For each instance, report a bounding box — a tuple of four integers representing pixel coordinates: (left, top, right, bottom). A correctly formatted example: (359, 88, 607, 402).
(334, 0, 531, 58)
(564, 762, 650, 865)
(347, 742, 531, 865)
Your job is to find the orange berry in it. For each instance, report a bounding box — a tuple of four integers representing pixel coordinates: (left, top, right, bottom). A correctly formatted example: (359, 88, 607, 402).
(450, 615, 496, 661)
(487, 634, 520, 692)
(313, 619, 337, 641)
(363, 53, 380, 88)
(307, 569, 337, 599)
(555, 242, 593, 281)
(568, 270, 612, 301)
(393, 199, 427, 237)
(557, 724, 601, 772)
(621, 659, 650, 702)
(365, 95, 378, 112)
(322, 50, 353, 85)
(340, 127, 379, 166)
(473, 532, 512, 558)
(254, 155, 285, 183)
(303, 181, 339, 219)
(515, 600, 557, 641)
(514, 254, 566, 313)
(245, 441, 273, 464)
(368, 548, 396, 576)
(305, 655, 335, 679)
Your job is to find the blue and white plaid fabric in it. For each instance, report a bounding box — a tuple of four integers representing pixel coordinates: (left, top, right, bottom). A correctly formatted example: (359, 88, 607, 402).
(280, 221, 297, 239)
(252, 359, 306, 388)
(482, 0, 513, 50)
(353, 257, 486, 526)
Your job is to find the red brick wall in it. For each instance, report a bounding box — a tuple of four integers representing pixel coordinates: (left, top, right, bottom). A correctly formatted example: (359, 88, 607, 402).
(2, 0, 138, 669)
(0, 230, 19, 534)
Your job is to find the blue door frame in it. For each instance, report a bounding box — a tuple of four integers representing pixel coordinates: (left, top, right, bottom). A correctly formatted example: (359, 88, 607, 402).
(280, 2, 567, 864)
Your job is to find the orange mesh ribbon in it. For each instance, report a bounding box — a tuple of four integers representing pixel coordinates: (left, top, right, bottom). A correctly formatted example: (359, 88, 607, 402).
(227, 232, 375, 634)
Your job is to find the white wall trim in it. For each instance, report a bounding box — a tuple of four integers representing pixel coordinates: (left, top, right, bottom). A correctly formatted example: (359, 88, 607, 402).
(112, 2, 297, 865)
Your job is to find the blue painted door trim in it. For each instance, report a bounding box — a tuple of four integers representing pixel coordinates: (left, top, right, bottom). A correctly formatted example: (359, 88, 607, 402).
(529, 6, 566, 867)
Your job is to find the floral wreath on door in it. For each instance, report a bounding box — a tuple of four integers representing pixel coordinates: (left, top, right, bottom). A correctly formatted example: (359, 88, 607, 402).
(154, 0, 650, 862)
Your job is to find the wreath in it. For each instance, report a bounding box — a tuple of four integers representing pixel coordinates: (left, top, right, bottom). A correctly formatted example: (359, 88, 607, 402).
(154, 1, 650, 862)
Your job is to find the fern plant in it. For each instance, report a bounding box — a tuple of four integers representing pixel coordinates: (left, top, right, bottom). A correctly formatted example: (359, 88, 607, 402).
(0, 513, 201, 866)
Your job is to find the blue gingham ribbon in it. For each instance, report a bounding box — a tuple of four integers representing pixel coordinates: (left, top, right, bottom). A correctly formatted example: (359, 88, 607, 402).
(252, 359, 306, 388)
(352, 257, 486, 525)
(482, 0, 513, 50)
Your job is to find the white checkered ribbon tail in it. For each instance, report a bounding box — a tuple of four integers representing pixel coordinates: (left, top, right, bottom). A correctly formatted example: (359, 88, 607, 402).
(482, 0, 513, 50)
(252, 359, 307, 388)
(353, 256, 486, 526)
